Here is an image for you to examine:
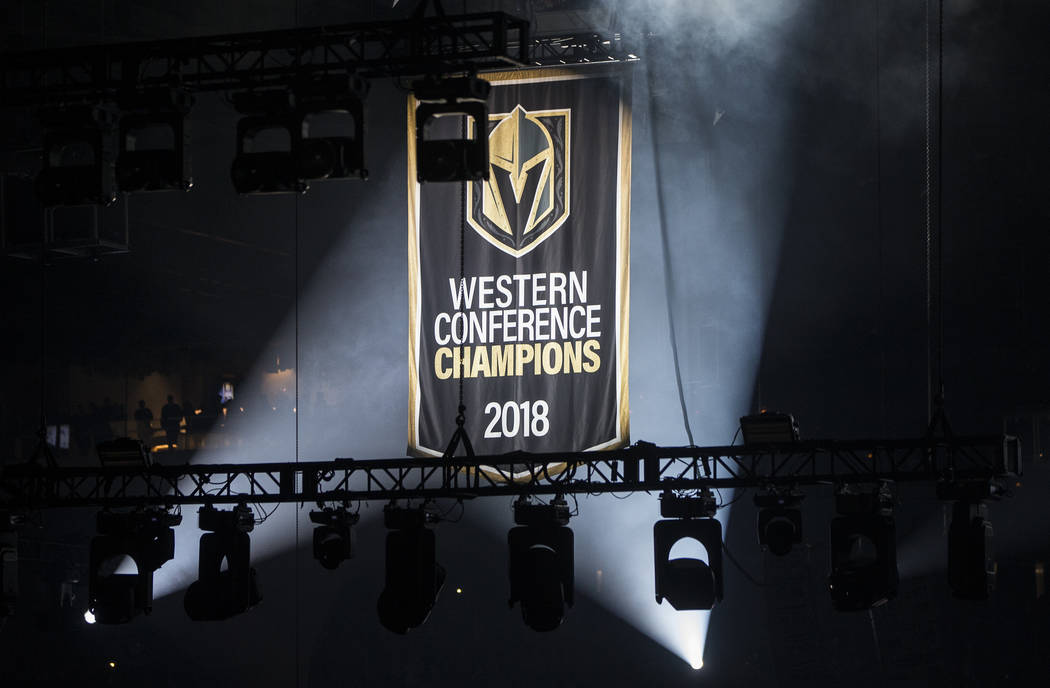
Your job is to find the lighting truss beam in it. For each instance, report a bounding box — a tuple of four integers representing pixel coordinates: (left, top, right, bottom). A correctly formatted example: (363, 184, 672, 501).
(0, 14, 635, 109)
(0, 436, 1019, 510)
(0, 13, 528, 108)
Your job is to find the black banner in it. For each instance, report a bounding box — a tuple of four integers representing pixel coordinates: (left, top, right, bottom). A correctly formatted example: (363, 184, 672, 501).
(409, 67, 631, 461)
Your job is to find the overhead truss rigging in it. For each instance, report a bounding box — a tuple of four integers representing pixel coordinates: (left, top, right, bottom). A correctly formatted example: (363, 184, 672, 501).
(0, 435, 1020, 510)
(0, 12, 637, 108)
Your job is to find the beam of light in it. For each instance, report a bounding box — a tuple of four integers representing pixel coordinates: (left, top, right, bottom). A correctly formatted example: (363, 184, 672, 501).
(149, 132, 409, 598)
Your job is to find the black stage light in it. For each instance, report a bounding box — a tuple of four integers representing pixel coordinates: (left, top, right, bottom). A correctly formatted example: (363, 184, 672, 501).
(508, 497, 574, 632)
(413, 76, 491, 183)
(230, 114, 306, 195)
(1, 514, 16, 620)
(296, 76, 369, 182)
(184, 504, 261, 621)
(948, 500, 995, 600)
(755, 493, 804, 556)
(88, 509, 180, 624)
(740, 411, 800, 445)
(116, 112, 192, 192)
(310, 507, 360, 570)
(96, 437, 152, 469)
(654, 491, 723, 611)
(377, 506, 445, 634)
(828, 489, 898, 612)
(35, 107, 116, 207)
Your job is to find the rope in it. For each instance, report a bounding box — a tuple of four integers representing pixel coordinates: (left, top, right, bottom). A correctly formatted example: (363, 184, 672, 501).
(644, 50, 695, 449)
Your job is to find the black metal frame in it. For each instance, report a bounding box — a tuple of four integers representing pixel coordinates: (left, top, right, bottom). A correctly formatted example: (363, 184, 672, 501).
(0, 436, 1019, 510)
(0, 12, 638, 109)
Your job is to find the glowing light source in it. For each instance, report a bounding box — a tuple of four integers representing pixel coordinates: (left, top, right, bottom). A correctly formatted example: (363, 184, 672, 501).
(107, 661, 116, 669)
(455, 587, 462, 594)
(690, 657, 703, 670)
(83, 609, 96, 624)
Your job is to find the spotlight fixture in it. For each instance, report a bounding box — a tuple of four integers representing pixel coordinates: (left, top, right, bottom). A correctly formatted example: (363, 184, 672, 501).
(828, 487, 898, 611)
(755, 492, 804, 556)
(654, 490, 724, 611)
(937, 481, 998, 600)
(88, 509, 181, 624)
(184, 503, 261, 621)
(739, 411, 800, 445)
(295, 76, 369, 182)
(310, 507, 360, 570)
(230, 114, 306, 194)
(115, 88, 193, 193)
(508, 496, 574, 632)
(35, 106, 116, 207)
(96, 437, 152, 469)
(377, 505, 445, 634)
(413, 76, 491, 183)
(1, 514, 16, 619)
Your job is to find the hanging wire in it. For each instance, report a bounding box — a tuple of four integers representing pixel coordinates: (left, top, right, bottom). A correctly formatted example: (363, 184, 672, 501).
(936, 1, 951, 438)
(643, 46, 695, 448)
(923, 0, 933, 425)
(293, 2, 302, 681)
(721, 540, 767, 587)
(875, 0, 887, 436)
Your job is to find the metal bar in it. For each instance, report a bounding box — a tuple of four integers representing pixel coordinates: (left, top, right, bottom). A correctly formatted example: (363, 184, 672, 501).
(0, 436, 1017, 510)
(1, 13, 633, 109)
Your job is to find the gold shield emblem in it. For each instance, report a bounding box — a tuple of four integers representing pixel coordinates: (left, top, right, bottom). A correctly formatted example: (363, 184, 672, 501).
(467, 106, 570, 257)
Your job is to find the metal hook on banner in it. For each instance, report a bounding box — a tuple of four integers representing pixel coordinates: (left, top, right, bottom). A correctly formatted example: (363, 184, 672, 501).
(442, 404, 475, 463)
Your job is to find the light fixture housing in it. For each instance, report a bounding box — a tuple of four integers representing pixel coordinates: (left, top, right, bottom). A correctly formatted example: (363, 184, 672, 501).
(296, 76, 369, 182)
(35, 106, 116, 207)
(88, 509, 180, 624)
(310, 507, 360, 570)
(508, 497, 574, 632)
(739, 411, 800, 445)
(184, 504, 261, 621)
(755, 492, 803, 556)
(413, 76, 491, 183)
(827, 489, 898, 611)
(230, 114, 307, 194)
(377, 506, 445, 634)
(654, 492, 723, 611)
(947, 499, 995, 600)
(96, 437, 152, 469)
(116, 112, 192, 192)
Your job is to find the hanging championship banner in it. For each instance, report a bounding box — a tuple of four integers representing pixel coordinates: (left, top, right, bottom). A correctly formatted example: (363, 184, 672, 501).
(408, 66, 631, 461)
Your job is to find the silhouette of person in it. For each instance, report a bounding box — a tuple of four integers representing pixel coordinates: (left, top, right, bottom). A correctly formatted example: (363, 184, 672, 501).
(182, 400, 195, 448)
(133, 400, 154, 447)
(161, 395, 182, 448)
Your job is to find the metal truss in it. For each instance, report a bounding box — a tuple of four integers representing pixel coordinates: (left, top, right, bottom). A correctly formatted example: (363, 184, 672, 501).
(0, 435, 1020, 510)
(0, 12, 636, 108)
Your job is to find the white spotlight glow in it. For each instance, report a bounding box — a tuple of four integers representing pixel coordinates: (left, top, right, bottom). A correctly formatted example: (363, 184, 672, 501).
(690, 657, 704, 670)
(83, 609, 96, 624)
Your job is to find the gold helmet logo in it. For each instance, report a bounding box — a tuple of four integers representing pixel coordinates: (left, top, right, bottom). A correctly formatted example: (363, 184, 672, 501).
(468, 105, 570, 257)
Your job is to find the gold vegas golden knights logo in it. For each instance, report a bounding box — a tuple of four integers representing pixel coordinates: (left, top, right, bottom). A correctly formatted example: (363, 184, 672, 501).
(467, 105, 570, 257)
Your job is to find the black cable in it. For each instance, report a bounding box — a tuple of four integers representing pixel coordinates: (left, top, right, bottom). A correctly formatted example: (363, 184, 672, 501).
(644, 48, 695, 447)
(721, 540, 768, 588)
